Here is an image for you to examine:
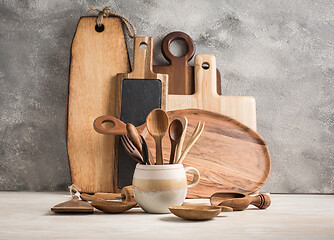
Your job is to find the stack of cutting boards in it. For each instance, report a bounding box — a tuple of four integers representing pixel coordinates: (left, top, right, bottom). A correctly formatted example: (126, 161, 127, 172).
(150, 54, 269, 198)
(167, 54, 256, 130)
(67, 21, 270, 197)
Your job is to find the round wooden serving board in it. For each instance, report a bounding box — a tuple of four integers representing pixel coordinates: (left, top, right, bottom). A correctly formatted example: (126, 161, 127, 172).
(144, 109, 271, 198)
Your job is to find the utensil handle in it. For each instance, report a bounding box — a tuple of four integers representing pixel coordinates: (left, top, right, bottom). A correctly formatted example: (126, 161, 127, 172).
(155, 138, 163, 165)
(250, 193, 271, 209)
(93, 192, 122, 200)
(94, 116, 126, 135)
(177, 122, 205, 164)
(169, 142, 177, 164)
(184, 166, 200, 188)
(126, 123, 143, 154)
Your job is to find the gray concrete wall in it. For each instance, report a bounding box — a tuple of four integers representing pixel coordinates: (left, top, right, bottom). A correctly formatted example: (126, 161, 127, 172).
(0, 0, 333, 193)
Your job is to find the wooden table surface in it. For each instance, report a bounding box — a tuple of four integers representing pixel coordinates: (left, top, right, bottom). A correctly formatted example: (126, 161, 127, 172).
(0, 192, 333, 240)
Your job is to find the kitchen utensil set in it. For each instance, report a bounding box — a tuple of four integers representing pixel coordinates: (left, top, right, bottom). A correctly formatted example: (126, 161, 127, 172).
(101, 108, 204, 166)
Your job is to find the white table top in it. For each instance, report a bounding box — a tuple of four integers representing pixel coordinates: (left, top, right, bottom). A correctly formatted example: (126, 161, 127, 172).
(0, 192, 333, 240)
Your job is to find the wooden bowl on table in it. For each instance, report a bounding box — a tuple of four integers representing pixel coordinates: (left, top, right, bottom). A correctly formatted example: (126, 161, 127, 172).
(169, 205, 221, 220)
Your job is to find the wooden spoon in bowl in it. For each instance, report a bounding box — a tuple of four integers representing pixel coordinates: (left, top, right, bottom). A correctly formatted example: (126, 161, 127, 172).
(146, 109, 169, 165)
(168, 119, 183, 164)
(210, 192, 271, 211)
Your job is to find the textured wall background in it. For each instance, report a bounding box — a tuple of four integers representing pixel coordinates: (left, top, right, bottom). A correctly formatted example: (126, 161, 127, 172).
(0, 0, 333, 193)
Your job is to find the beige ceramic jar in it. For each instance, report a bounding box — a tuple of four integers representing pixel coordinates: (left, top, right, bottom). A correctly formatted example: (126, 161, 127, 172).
(132, 164, 200, 214)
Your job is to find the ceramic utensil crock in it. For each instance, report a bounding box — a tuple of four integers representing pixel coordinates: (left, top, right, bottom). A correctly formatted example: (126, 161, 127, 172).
(133, 164, 200, 213)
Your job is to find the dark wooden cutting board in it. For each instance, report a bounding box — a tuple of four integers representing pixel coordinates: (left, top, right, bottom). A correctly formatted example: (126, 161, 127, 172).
(153, 31, 221, 95)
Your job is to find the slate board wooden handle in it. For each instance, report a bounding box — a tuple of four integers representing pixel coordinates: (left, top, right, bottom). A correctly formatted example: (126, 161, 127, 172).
(132, 37, 157, 79)
(94, 116, 146, 135)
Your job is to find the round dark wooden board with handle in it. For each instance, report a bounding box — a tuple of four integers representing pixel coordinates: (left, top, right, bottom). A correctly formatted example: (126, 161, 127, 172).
(144, 109, 271, 198)
(153, 31, 222, 95)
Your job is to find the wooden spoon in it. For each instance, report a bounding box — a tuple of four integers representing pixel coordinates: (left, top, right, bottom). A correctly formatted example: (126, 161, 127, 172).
(93, 115, 146, 135)
(168, 119, 183, 164)
(126, 123, 142, 155)
(169, 205, 221, 220)
(140, 135, 152, 165)
(174, 116, 188, 162)
(210, 192, 271, 211)
(146, 109, 169, 165)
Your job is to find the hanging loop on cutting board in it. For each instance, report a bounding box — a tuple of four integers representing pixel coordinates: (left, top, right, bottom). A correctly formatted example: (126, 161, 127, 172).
(132, 37, 157, 77)
(161, 31, 195, 62)
(194, 54, 217, 98)
(88, 6, 137, 38)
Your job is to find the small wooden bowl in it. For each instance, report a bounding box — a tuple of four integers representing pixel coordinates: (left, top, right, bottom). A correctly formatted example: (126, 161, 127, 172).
(169, 205, 221, 220)
(91, 201, 136, 213)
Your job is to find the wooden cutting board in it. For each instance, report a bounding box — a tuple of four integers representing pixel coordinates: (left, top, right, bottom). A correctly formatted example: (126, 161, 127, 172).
(144, 109, 271, 198)
(67, 17, 130, 193)
(153, 31, 222, 95)
(167, 54, 257, 131)
(115, 37, 168, 189)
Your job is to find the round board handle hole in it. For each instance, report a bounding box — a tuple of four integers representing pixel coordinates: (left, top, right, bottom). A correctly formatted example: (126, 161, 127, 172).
(139, 42, 148, 50)
(169, 39, 188, 57)
(95, 24, 105, 33)
(202, 62, 210, 70)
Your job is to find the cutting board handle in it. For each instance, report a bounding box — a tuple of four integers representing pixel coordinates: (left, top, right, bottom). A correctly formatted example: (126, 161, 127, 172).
(194, 54, 218, 98)
(132, 37, 156, 78)
(161, 31, 195, 63)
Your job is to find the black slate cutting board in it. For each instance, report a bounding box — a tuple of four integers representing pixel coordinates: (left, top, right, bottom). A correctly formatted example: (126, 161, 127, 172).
(115, 37, 168, 188)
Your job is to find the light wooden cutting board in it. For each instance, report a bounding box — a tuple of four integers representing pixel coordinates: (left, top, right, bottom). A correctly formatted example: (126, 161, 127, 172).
(166, 54, 257, 197)
(67, 17, 130, 193)
(167, 54, 257, 131)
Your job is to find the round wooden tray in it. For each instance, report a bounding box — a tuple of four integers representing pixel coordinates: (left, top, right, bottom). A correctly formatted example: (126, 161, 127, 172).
(145, 109, 271, 198)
